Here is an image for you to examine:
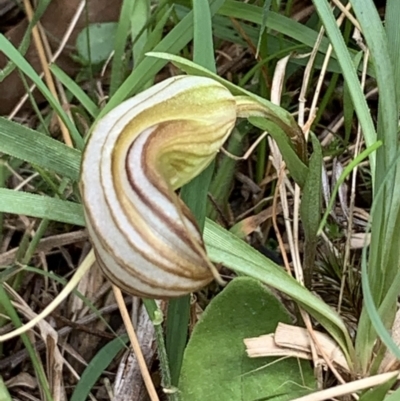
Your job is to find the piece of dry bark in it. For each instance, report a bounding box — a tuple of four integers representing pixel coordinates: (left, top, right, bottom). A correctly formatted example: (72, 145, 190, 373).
(0, 0, 122, 115)
(245, 322, 349, 372)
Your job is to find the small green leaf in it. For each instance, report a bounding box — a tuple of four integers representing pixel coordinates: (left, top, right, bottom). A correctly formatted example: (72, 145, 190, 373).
(179, 277, 316, 400)
(76, 23, 118, 65)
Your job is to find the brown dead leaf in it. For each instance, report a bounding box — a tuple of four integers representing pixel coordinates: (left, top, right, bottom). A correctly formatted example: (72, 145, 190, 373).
(230, 205, 281, 238)
(5, 372, 37, 389)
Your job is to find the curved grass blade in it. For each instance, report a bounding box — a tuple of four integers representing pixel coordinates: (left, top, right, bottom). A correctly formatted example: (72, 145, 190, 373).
(70, 335, 129, 401)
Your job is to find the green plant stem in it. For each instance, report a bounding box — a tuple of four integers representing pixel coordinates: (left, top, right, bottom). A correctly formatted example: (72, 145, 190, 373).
(143, 299, 179, 401)
(21, 219, 50, 265)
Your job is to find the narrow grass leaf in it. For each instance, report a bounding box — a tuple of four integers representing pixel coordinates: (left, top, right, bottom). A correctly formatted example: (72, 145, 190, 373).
(0, 118, 80, 181)
(312, 0, 377, 173)
(361, 247, 400, 362)
(300, 135, 323, 238)
(136, 5, 174, 66)
(70, 335, 129, 401)
(256, 0, 272, 56)
(351, 0, 400, 294)
(0, 285, 52, 401)
(0, 189, 84, 227)
(131, 0, 150, 64)
(50, 64, 99, 118)
(249, 116, 308, 187)
(385, 0, 400, 107)
(300, 134, 322, 287)
(343, 52, 363, 144)
(350, 0, 400, 373)
(109, 0, 135, 96)
(0, 376, 12, 401)
(318, 141, 382, 235)
(219, 1, 332, 54)
(358, 148, 400, 371)
(0, 35, 83, 149)
(192, 0, 216, 72)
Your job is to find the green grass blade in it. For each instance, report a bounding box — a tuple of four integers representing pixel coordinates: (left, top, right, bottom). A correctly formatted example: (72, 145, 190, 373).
(300, 134, 323, 287)
(361, 231, 400, 362)
(249, 117, 308, 187)
(206, 127, 246, 220)
(50, 64, 100, 118)
(385, 0, 400, 105)
(219, 1, 332, 53)
(318, 141, 382, 235)
(0, 285, 53, 401)
(131, 0, 150, 64)
(70, 335, 129, 401)
(192, 0, 216, 72)
(109, 0, 135, 96)
(349, 0, 400, 373)
(0, 189, 84, 226)
(0, 35, 83, 149)
(0, 376, 13, 401)
(0, 117, 81, 182)
(312, 0, 377, 173)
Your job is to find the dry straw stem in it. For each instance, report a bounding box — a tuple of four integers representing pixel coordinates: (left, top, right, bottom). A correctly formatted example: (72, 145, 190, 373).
(339, 49, 369, 314)
(291, 370, 399, 401)
(112, 285, 159, 401)
(22, 0, 72, 146)
(269, 55, 298, 279)
(9, 0, 86, 119)
(0, 250, 95, 342)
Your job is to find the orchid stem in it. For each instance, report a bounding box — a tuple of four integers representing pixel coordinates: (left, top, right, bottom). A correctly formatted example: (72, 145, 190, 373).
(143, 299, 180, 401)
